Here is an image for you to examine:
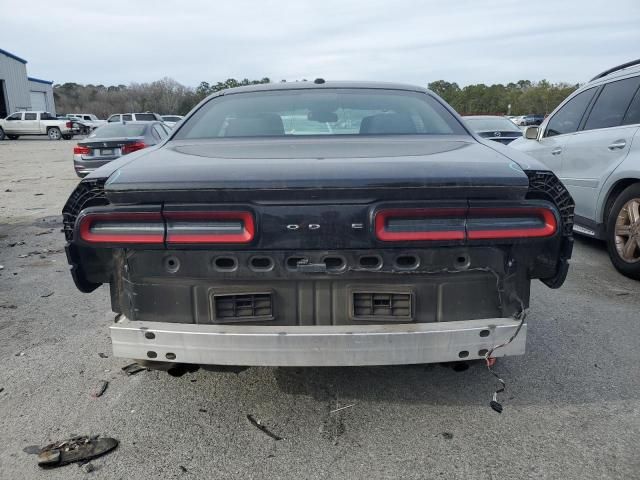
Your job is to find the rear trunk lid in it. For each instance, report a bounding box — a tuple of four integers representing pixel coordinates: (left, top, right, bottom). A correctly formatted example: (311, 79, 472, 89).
(80, 136, 145, 160)
(103, 136, 529, 204)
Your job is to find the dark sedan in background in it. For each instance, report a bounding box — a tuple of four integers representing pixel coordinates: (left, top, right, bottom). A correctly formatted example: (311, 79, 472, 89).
(463, 115, 523, 144)
(73, 121, 170, 177)
(520, 114, 545, 126)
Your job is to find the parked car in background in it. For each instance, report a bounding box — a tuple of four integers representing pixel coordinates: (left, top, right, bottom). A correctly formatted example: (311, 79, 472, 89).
(463, 115, 523, 144)
(511, 59, 640, 279)
(0, 111, 76, 140)
(106, 112, 163, 123)
(62, 81, 574, 374)
(68, 113, 106, 131)
(58, 115, 92, 135)
(510, 115, 525, 126)
(72, 121, 170, 177)
(161, 115, 184, 128)
(520, 114, 545, 126)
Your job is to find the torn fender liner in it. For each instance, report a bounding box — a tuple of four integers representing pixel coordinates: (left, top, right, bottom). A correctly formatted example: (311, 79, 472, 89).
(37, 435, 118, 468)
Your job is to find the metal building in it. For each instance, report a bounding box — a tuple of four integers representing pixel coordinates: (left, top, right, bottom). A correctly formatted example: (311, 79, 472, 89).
(0, 48, 55, 118)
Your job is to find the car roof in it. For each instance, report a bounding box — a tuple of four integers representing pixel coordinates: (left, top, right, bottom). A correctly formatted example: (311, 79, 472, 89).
(217, 80, 430, 96)
(590, 59, 640, 82)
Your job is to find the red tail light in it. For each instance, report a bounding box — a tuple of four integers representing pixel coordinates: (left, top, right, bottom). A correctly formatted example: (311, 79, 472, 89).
(76, 209, 255, 245)
(375, 208, 466, 241)
(66, 121, 73, 128)
(467, 207, 557, 239)
(165, 211, 255, 244)
(73, 145, 91, 155)
(375, 206, 557, 242)
(122, 141, 147, 155)
(78, 212, 164, 244)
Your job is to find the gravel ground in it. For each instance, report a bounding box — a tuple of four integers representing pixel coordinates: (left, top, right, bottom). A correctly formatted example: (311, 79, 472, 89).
(0, 138, 639, 480)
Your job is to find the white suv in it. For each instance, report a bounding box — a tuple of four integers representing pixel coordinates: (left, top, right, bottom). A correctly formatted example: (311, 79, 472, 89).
(106, 112, 163, 123)
(511, 59, 640, 279)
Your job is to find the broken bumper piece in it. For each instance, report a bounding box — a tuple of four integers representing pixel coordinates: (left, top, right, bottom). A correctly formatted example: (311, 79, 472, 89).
(111, 316, 527, 367)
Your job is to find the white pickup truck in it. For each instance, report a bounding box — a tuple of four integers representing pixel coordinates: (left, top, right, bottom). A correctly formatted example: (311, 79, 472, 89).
(0, 111, 76, 140)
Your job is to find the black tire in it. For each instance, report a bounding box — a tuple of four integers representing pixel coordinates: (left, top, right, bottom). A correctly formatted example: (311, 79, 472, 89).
(62, 134, 73, 140)
(606, 183, 640, 280)
(47, 127, 62, 140)
(7, 134, 19, 140)
(0, 128, 4, 141)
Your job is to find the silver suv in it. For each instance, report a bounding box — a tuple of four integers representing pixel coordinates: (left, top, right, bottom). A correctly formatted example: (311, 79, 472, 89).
(511, 59, 640, 279)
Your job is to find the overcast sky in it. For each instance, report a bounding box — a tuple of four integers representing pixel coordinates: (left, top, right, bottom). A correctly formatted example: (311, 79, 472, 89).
(3, 0, 640, 88)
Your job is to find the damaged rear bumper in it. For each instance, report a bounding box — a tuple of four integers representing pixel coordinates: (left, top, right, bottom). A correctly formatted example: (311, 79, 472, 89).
(110, 315, 526, 367)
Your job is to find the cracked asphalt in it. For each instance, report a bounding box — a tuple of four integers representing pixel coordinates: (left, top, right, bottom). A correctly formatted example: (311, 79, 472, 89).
(0, 138, 639, 479)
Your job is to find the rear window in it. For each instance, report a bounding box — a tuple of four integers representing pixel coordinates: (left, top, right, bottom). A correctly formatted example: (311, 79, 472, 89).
(89, 124, 147, 138)
(175, 89, 466, 139)
(135, 113, 157, 121)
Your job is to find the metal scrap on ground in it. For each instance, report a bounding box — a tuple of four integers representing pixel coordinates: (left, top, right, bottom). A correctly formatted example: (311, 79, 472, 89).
(246, 414, 282, 440)
(36, 435, 118, 468)
(121, 363, 147, 376)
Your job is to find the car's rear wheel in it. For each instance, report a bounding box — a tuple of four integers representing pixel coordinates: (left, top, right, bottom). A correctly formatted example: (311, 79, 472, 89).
(7, 134, 19, 140)
(0, 128, 5, 141)
(47, 127, 61, 140)
(62, 134, 73, 140)
(606, 183, 640, 279)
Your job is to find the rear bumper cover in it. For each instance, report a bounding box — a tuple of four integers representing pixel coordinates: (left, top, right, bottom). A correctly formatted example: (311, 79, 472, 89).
(111, 315, 526, 366)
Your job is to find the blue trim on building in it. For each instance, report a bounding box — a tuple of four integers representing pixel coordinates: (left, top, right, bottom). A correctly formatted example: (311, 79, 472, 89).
(0, 48, 28, 64)
(28, 76, 54, 85)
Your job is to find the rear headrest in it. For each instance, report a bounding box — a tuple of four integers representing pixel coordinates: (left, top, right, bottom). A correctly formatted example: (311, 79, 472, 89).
(359, 113, 417, 134)
(224, 113, 284, 137)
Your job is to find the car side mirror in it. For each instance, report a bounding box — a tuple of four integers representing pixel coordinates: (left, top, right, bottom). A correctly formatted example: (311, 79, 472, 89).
(524, 126, 539, 140)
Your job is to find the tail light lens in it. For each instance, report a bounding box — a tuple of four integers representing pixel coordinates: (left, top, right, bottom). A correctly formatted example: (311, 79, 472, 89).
(375, 206, 557, 241)
(467, 207, 557, 239)
(375, 208, 466, 241)
(76, 209, 255, 245)
(122, 141, 147, 155)
(78, 212, 164, 244)
(66, 121, 73, 128)
(73, 145, 90, 155)
(165, 211, 255, 244)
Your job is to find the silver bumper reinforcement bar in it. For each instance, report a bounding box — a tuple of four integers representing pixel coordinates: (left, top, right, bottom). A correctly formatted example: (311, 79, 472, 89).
(111, 316, 527, 366)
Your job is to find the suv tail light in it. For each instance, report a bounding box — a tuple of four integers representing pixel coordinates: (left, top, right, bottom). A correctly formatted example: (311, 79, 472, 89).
(122, 141, 147, 155)
(165, 211, 255, 244)
(73, 145, 90, 155)
(66, 121, 73, 129)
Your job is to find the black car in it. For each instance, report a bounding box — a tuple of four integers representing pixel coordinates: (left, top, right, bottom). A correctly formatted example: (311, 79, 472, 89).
(72, 121, 170, 177)
(62, 82, 573, 372)
(521, 114, 545, 126)
(463, 115, 523, 144)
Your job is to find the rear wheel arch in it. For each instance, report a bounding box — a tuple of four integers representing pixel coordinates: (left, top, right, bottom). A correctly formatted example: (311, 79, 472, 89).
(605, 182, 640, 279)
(603, 178, 640, 228)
